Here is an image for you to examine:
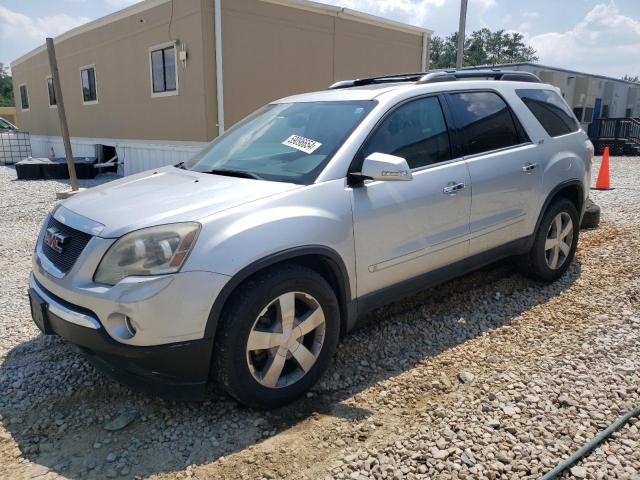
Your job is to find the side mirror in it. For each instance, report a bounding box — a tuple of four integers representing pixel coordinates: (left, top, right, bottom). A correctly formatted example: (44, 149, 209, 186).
(358, 152, 413, 182)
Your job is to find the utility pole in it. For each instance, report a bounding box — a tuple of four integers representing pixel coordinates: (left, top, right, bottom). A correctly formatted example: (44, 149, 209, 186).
(456, 0, 468, 70)
(46, 37, 79, 194)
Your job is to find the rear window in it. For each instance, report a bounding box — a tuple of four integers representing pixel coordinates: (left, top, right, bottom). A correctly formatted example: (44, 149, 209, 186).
(517, 89, 580, 137)
(447, 91, 522, 156)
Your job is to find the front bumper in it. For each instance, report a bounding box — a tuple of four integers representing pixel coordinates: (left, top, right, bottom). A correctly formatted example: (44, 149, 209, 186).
(30, 209, 233, 398)
(32, 229, 230, 346)
(29, 277, 214, 399)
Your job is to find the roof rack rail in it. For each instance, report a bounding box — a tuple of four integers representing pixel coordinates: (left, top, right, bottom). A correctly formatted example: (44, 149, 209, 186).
(328, 72, 427, 89)
(417, 69, 542, 84)
(328, 69, 542, 89)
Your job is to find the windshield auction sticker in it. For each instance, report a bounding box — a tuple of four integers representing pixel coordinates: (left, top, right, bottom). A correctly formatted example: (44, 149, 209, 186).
(282, 135, 322, 154)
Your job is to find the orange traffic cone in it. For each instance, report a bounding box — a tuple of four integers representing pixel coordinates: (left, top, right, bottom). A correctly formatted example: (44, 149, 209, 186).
(593, 146, 612, 190)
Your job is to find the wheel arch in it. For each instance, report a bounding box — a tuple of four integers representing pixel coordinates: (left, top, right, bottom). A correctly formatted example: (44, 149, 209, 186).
(534, 180, 585, 236)
(203, 246, 353, 340)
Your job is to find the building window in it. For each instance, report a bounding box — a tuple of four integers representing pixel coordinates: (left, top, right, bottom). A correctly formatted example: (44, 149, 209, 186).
(80, 66, 98, 103)
(573, 107, 584, 122)
(150, 44, 177, 96)
(583, 107, 594, 123)
(47, 77, 57, 107)
(19, 84, 29, 110)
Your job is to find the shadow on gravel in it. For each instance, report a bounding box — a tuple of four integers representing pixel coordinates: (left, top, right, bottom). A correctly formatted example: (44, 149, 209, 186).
(0, 258, 580, 479)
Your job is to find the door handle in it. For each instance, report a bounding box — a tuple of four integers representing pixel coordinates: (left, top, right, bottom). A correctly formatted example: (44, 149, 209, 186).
(443, 182, 466, 195)
(522, 162, 537, 172)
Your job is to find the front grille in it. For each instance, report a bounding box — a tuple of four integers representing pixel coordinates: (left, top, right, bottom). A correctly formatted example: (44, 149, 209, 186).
(42, 216, 93, 273)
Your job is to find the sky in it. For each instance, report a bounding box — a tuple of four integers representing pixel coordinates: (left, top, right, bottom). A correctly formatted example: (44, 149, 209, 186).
(1, 0, 639, 78)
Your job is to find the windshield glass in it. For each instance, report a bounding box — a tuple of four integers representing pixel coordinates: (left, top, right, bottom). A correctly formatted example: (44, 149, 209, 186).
(185, 101, 375, 184)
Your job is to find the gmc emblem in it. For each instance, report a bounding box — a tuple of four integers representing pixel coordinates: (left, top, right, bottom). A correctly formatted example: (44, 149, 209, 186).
(44, 227, 68, 254)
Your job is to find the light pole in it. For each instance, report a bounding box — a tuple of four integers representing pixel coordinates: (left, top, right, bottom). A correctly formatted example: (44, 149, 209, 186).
(46, 37, 79, 195)
(456, 0, 468, 70)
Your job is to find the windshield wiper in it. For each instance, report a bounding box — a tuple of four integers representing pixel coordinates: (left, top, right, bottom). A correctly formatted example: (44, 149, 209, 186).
(207, 168, 263, 180)
(174, 161, 187, 170)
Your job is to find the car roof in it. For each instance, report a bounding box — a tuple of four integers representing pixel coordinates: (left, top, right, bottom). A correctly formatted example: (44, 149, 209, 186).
(273, 84, 409, 103)
(273, 79, 556, 104)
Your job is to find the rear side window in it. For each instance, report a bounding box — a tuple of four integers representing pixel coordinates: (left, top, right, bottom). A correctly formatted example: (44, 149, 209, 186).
(517, 89, 580, 137)
(362, 96, 451, 169)
(447, 91, 522, 156)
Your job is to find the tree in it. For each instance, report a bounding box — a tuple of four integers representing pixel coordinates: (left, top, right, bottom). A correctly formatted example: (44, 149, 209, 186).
(0, 66, 14, 107)
(430, 28, 538, 70)
(622, 74, 639, 83)
(430, 34, 457, 70)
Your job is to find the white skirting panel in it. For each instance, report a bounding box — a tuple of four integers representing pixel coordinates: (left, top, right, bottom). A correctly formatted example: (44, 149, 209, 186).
(30, 136, 96, 158)
(29, 135, 208, 176)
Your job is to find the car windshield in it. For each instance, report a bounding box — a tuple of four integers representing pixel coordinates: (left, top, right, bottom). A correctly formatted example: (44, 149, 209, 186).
(184, 100, 376, 184)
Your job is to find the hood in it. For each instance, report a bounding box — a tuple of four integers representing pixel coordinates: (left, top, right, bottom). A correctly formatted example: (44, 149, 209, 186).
(59, 167, 300, 238)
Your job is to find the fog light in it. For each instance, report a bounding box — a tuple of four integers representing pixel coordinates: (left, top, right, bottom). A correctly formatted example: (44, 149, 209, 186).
(124, 316, 137, 336)
(106, 312, 137, 340)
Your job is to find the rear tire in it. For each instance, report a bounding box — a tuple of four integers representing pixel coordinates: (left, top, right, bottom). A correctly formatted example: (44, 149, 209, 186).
(518, 198, 579, 282)
(212, 264, 340, 409)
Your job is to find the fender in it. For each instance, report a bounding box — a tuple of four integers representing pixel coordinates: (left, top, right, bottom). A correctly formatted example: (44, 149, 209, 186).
(532, 179, 585, 244)
(203, 245, 353, 339)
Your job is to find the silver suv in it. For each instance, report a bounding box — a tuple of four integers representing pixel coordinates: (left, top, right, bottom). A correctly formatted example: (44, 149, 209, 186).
(29, 70, 593, 408)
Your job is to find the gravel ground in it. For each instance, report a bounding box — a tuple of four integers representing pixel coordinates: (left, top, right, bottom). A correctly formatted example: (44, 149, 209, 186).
(0, 157, 638, 480)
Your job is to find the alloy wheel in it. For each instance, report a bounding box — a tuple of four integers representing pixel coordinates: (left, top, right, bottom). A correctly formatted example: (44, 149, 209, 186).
(246, 291, 326, 388)
(545, 212, 574, 270)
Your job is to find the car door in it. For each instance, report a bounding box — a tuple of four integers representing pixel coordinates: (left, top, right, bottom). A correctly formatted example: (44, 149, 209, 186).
(349, 95, 471, 297)
(445, 91, 541, 256)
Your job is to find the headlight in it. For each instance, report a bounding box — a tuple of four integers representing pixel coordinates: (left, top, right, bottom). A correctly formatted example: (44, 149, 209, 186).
(94, 222, 201, 285)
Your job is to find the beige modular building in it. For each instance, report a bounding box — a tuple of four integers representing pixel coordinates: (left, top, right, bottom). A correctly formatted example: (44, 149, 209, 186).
(474, 63, 640, 129)
(11, 0, 432, 175)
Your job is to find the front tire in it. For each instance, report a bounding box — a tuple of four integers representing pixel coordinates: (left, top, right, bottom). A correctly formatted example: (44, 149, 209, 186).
(519, 198, 580, 282)
(213, 264, 340, 409)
